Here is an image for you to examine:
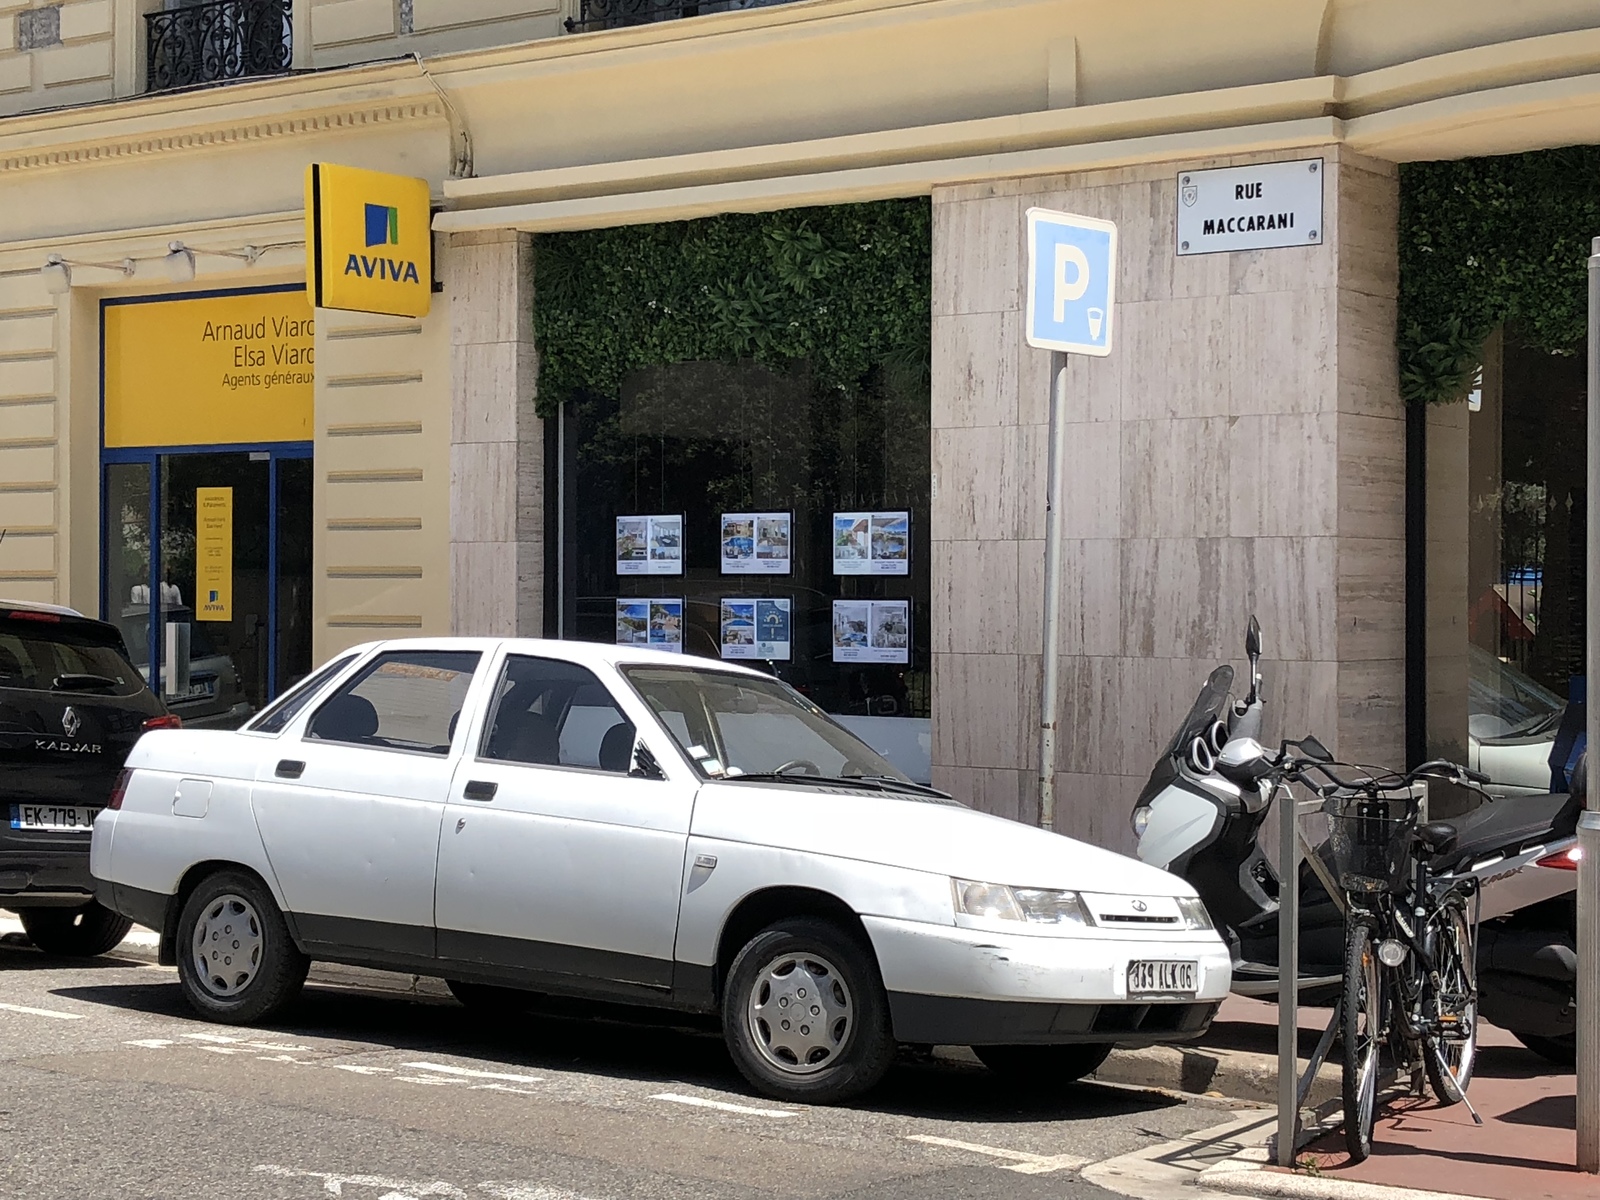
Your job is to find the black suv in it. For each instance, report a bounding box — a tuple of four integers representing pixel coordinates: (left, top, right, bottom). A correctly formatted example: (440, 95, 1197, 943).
(0, 601, 175, 956)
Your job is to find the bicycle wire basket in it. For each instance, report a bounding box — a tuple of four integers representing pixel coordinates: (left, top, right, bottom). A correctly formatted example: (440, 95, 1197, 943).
(1323, 793, 1419, 894)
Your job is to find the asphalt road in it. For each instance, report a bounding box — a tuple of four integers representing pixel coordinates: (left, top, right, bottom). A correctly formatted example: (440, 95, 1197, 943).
(0, 931, 1231, 1200)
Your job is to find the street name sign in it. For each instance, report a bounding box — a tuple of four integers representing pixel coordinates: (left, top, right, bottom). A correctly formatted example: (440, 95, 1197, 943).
(1176, 158, 1324, 255)
(1025, 207, 1118, 356)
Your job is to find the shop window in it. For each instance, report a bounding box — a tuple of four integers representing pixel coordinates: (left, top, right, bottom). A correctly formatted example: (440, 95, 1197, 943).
(1426, 326, 1586, 793)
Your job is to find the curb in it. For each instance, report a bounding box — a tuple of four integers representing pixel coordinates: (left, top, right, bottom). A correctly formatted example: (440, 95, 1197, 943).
(1197, 1146, 1485, 1200)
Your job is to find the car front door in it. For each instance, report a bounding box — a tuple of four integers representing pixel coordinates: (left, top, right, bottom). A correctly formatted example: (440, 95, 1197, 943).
(251, 647, 486, 961)
(434, 652, 695, 996)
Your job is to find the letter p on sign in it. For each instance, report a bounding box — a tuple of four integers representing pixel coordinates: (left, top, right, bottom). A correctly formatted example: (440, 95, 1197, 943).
(1026, 208, 1117, 357)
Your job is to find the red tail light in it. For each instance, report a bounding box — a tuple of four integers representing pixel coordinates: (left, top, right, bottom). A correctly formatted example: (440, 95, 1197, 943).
(142, 714, 182, 731)
(6, 609, 60, 622)
(106, 769, 133, 811)
(1536, 846, 1583, 871)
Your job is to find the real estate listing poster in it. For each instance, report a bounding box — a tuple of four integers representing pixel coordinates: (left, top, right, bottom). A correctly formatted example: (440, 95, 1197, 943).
(831, 599, 910, 664)
(615, 598, 684, 653)
(721, 512, 791, 574)
(832, 511, 910, 575)
(616, 515, 683, 576)
(720, 598, 792, 660)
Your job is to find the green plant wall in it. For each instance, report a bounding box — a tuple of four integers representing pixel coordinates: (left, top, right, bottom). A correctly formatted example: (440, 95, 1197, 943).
(1399, 146, 1600, 405)
(531, 199, 931, 416)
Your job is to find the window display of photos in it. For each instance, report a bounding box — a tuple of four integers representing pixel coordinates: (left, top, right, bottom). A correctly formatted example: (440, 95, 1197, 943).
(720, 598, 792, 660)
(721, 512, 792, 574)
(831, 599, 910, 664)
(615, 598, 684, 653)
(616, 515, 683, 576)
(833, 511, 910, 575)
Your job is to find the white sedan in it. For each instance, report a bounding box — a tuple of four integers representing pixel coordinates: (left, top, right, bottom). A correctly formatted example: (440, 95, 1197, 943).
(91, 638, 1229, 1103)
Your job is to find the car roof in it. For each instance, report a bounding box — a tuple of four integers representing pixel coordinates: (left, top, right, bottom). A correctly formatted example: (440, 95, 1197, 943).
(352, 636, 769, 679)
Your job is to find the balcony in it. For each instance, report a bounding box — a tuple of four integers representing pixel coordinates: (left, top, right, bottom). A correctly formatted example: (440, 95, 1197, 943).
(566, 0, 798, 35)
(145, 0, 293, 93)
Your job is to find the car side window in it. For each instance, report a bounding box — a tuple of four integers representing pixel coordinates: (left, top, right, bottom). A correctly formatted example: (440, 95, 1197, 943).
(248, 653, 358, 735)
(306, 650, 480, 755)
(481, 656, 635, 773)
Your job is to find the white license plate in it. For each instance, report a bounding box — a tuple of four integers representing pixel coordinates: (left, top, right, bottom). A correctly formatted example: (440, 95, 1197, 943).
(10, 804, 99, 833)
(1127, 960, 1198, 997)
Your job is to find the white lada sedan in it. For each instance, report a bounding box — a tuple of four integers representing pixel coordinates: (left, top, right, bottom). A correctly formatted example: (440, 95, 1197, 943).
(91, 638, 1229, 1103)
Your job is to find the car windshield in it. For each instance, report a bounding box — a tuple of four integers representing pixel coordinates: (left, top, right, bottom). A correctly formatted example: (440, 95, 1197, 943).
(1468, 644, 1567, 739)
(621, 665, 909, 783)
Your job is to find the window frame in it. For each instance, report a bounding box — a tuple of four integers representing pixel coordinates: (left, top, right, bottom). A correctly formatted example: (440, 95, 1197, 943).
(301, 648, 483, 758)
(474, 652, 644, 779)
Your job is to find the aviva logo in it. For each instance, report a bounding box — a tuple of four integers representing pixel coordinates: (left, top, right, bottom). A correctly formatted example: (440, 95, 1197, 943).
(346, 201, 421, 284)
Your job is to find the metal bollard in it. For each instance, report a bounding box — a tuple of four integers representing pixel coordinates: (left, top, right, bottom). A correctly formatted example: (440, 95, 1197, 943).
(1579, 237, 1600, 1174)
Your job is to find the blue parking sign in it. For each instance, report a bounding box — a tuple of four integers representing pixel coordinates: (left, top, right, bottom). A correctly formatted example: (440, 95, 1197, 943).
(1025, 208, 1118, 356)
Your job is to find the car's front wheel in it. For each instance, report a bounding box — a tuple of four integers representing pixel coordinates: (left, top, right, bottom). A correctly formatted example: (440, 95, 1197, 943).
(175, 870, 307, 1024)
(973, 1043, 1113, 1089)
(722, 918, 895, 1105)
(18, 902, 133, 958)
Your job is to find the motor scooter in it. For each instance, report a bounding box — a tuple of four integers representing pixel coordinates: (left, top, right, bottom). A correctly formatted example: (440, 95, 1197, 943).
(1131, 618, 1583, 1061)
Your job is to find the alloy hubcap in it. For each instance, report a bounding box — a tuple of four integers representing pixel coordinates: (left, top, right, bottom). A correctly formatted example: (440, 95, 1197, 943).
(747, 951, 852, 1075)
(191, 894, 263, 998)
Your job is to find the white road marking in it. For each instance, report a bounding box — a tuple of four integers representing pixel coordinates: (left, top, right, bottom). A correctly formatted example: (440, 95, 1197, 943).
(478, 1185, 597, 1200)
(254, 1165, 467, 1196)
(125, 1039, 176, 1048)
(906, 1134, 1090, 1175)
(183, 1031, 316, 1052)
(331, 1064, 395, 1076)
(401, 1061, 542, 1085)
(394, 1075, 467, 1086)
(649, 1092, 796, 1118)
(195, 1045, 251, 1055)
(182, 1032, 242, 1044)
(0, 1001, 84, 1020)
(471, 1084, 540, 1096)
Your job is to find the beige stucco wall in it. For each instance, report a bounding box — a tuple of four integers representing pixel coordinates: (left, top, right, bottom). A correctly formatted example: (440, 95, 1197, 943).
(928, 146, 1405, 847)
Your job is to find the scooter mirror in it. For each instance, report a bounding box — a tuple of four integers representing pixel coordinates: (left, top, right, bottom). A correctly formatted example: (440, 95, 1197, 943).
(1296, 734, 1333, 762)
(1245, 615, 1262, 659)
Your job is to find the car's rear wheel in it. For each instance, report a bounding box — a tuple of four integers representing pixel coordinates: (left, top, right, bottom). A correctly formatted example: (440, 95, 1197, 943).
(18, 902, 133, 958)
(722, 918, 895, 1105)
(175, 870, 307, 1024)
(973, 1043, 1113, 1088)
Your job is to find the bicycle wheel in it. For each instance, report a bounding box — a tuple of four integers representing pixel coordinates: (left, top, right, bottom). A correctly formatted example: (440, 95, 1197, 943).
(1424, 901, 1478, 1104)
(1342, 921, 1384, 1163)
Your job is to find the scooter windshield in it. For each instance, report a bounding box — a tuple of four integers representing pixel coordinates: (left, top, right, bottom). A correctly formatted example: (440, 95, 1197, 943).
(1162, 664, 1235, 759)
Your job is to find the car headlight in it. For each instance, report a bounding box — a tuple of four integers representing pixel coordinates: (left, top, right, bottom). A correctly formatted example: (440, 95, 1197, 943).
(1131, 805, 1152, 839)
(1176, 895, 1213, 931)
(952, 879, 1093, 927)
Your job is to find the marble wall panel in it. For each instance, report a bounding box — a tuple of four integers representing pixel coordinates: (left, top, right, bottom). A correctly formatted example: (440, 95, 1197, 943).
(931, 424, 1022, 543)
(1119, 538, 1225, 660)
(932, 195, 1022, 317)
(1228, 288, 1334, 415)
(1121, 417, 1232, 539)
(931, 538, 1020, 655)
(1119, 294, 1231, 421)
(930, 652, 1024, 771)
(933, 309, 1021, 429)
(1228, 412, 1339, 539)
(1219, 536, 1338, 662)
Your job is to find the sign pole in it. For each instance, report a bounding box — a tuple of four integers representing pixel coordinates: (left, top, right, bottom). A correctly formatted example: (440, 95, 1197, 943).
(1039, 350, 1069, 830)
(1579, 236, 1600, 1175)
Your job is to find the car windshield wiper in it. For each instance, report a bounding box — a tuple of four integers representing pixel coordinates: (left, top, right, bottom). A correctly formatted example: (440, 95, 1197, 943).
(52, 673, 120, 692)
(723, 772, 951, 799)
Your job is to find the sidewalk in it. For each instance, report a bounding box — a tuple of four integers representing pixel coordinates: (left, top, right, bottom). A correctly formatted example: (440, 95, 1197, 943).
(1206, 996, 1586, 1200)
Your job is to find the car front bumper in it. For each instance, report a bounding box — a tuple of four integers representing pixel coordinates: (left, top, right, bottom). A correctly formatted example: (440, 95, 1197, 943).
(863, 915, 1231, 1046)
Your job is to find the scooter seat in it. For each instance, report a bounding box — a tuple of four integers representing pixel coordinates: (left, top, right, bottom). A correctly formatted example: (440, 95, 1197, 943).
(1431, 791, 1578, 871)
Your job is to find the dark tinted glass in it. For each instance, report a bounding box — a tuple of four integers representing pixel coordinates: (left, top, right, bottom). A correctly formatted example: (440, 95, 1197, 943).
(249, 653, 358, 735)
(481, 656, 634, 772)
(0, 620, 144, 697)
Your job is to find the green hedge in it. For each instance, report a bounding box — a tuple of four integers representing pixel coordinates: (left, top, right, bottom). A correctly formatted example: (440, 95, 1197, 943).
(532, 199, 931, 417)
(1398, 146, 1600, 405)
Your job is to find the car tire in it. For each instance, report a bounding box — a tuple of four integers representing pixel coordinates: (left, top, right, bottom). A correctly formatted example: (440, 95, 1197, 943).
(972, 1042, 1113, 1088)
(175, 870, 307, 1025)
(1514, 1032, 1576, 1067)
(18, 902, 134, 958)
(722, 918, 895, 1105)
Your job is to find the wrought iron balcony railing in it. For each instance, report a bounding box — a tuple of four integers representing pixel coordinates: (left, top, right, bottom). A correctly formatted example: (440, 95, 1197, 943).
(145, 0, 293, 93)
(566, 0, 797, 35)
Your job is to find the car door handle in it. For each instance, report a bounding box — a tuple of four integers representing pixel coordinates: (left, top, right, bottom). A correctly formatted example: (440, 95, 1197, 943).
(463, 780, 497, 802)
(275, 759, 305, 780)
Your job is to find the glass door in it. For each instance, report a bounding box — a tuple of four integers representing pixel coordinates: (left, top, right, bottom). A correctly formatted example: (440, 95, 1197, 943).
(103, 445, 312, 728)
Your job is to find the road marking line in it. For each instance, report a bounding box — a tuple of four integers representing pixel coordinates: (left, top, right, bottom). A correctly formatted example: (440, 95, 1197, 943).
(257, 1055, 315, 1064)
(182, 1032, 241, 1044)
(124, 1039, 175, 1049)
(195, 1046, 251, 1055)
(254, 1165, 466, 1196)
(0, 1001, 83, 1020)
(394, 1075, 468, 1086)
(331, 1064, 395, 1076)
(401, 1061, 543, 1085)
(906, 1134, 1089, 1174)
(649, 1092, 796, 1118)
(471, 1084, 540, 1096)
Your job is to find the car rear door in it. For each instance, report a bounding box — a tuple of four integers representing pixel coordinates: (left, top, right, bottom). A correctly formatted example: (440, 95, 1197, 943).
(250, 646, 487, 961)
(434, 651, 695, 995)
(0, 611, 164, 859)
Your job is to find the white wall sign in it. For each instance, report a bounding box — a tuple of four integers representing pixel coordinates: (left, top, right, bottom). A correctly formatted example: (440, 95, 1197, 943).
(616, 515, 682, 576)
(721, 512, 791, 575)
(720, 598, 791, 661)
(833, 511, 910, 576)
(832, 599, 910, 665)
(1176, 158, 1324, 256)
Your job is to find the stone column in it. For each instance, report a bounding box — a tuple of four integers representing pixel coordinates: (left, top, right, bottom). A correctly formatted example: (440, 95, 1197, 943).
(447, 230, 543, 637)
(930, 147, 1405, 850)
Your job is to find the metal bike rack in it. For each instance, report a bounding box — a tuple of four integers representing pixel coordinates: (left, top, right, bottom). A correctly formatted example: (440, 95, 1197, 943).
(1274, 782, 1426, 1165)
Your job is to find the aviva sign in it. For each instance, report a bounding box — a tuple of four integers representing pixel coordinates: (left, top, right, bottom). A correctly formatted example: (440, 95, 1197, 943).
(306, 163, 433, 318)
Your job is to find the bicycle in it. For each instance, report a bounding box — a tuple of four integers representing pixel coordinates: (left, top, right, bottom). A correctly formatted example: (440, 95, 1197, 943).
(1286, 755, 1488, 1162)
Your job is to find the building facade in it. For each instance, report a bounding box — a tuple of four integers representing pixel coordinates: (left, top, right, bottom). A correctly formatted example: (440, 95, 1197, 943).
(3, 0, 1597, 848)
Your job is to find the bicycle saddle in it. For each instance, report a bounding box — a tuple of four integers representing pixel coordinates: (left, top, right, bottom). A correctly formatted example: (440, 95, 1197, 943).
(1415, 821, 1459, 858)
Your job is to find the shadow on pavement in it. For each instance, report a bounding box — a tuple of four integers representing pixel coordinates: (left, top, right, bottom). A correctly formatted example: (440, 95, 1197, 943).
(50, 976, 1185, 1124)
(0, 940, 154, 972)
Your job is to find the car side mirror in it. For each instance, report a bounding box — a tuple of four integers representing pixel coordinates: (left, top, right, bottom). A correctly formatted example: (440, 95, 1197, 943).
(630, 741, 667, 781)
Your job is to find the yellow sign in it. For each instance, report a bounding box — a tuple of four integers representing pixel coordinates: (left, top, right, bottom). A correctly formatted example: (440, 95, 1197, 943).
(104, 289, 314, 449)
(195, 488, 233, 622)
(306, 163, 433, 318)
